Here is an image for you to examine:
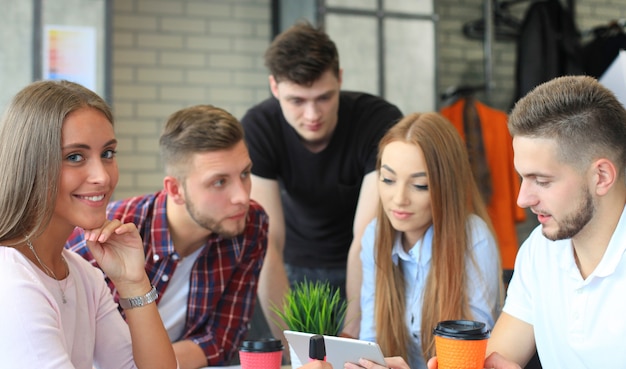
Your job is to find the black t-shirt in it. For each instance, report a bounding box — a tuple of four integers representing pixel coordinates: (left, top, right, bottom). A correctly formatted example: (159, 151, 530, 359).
(241, 91, 402, 268)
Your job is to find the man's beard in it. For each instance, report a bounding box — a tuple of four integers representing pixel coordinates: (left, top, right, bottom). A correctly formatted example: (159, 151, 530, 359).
(543, 188, 595, 241)
(185, 199, 246, 238)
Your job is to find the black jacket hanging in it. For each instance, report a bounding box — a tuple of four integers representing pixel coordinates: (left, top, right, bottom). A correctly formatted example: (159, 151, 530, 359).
(581, 23, 626, 78)
(514, 0, 583, 103)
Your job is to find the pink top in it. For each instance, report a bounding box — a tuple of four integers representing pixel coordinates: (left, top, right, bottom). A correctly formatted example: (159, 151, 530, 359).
(0, 246, 136, 369)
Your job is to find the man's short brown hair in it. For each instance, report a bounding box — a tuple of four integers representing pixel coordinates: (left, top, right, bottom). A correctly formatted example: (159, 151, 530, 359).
(264, 21, 340, 86)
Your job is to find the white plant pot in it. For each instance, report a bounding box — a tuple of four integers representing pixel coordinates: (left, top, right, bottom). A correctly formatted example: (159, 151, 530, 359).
(289, 343, 303, 368)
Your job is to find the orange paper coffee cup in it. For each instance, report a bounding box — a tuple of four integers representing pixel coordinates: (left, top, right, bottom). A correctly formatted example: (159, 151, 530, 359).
(433, 320, 490, 369)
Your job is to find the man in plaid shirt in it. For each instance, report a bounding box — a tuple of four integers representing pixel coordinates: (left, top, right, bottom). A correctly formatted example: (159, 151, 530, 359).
(66, 105, 269, 369)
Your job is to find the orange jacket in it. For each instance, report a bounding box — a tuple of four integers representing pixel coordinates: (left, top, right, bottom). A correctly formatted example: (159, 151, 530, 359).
(441, 98, 526, 269)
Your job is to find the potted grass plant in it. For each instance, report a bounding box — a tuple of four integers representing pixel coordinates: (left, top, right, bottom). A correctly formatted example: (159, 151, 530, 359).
(271, 279, 348, 367)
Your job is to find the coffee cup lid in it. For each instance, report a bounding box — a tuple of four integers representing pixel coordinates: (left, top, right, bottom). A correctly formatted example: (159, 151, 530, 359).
(240, 338, 284, 352)
(433, 320, 490, 340)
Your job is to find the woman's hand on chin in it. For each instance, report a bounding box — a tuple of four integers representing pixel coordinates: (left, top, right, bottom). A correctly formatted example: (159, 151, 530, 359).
(84, 219, 148, 290)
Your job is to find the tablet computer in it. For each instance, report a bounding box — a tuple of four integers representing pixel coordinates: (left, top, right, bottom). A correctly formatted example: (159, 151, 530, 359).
(284, 330, 386, 368)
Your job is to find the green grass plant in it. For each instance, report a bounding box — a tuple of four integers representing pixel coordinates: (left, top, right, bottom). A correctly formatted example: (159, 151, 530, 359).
(271, 279, 347, 336)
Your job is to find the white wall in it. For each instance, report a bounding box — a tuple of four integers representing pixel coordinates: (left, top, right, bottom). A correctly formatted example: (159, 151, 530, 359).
(0, 2, 34, 112)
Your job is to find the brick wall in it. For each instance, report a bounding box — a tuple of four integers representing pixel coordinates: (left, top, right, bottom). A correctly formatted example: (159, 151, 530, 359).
(111, 0, 270, 198)
(112, 0, 626, 200)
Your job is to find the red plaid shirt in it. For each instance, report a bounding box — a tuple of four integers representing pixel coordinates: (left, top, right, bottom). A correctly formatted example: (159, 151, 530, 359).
(66, 190, 268, 365)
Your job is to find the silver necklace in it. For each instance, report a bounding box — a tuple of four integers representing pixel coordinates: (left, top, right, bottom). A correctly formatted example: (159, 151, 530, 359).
(26, 239, 68, 304)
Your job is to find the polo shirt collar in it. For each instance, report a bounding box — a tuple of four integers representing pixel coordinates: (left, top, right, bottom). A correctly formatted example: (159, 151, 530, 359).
(592, 204, 626, 278)
(558, 204, 626, 280)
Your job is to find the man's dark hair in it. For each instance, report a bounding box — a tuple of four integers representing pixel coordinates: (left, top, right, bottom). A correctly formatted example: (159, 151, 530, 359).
(264, 21, 340, 86)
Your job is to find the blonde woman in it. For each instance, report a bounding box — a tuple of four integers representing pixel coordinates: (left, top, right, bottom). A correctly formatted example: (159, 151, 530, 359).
(0, 80, 177, 368)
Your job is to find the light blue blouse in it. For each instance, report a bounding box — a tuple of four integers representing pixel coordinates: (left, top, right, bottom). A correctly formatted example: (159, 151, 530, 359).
(359, 215, 501, 369)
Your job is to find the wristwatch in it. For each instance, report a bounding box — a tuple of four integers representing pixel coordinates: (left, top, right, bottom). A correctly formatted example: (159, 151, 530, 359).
(119, 285, 158, 310)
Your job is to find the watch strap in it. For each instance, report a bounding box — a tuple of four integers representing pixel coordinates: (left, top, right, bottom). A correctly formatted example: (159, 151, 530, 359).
(119, 285, 158, 310)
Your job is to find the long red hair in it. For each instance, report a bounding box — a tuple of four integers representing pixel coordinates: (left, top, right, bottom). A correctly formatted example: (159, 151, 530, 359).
(373, 112, 500, 362)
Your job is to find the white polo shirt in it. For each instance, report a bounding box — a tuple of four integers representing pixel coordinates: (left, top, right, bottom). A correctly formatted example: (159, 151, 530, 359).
(504, 205, 626, 368)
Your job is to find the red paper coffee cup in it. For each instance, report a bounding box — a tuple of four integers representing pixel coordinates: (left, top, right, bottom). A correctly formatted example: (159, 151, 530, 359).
(433, 320, 490, 369)
(239, 338, 283, 369)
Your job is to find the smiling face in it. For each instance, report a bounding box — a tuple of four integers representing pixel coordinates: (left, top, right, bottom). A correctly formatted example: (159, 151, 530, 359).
(514, 136, 596, 241)
(378, 141, 433, 249)
(178, 140, 252, 238)
(55, 107, 118, 232)
(270, 69, 342, 152)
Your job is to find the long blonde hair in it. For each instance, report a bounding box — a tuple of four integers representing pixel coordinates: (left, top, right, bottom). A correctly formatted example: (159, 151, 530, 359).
(373, 112, 500, 362)
(0, 80, 113, 244)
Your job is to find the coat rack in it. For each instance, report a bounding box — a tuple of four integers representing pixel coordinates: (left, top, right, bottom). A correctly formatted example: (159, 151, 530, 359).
(473, 0, 576, 105)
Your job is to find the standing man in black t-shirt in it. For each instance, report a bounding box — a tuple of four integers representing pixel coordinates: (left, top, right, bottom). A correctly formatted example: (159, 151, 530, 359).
(241, 21, 403, 346)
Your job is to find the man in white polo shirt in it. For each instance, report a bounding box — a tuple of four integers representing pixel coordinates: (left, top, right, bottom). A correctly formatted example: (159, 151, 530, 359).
(425, 76, 626, 369)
